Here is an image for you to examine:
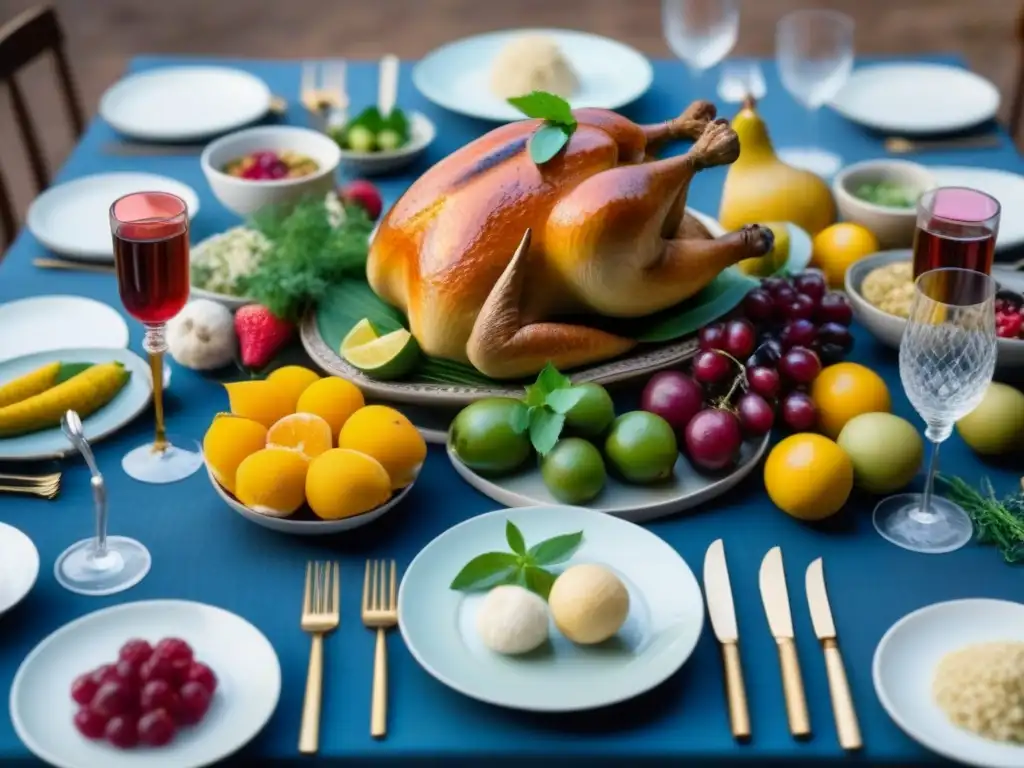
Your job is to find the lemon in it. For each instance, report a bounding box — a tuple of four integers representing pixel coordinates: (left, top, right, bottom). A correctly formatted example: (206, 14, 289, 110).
(305, 448, 392, 520)
(810, 362, 892, 439)
(202, 413, 267, 494)
(266, 365, 320, 411)
(235, 447, 309, 517)
(338, 405, 426, 489)
(736, 222, 790, 277)
(223, 380, 294, 429)
(295, 376, 365, 440)
(764, 433, 853, 521)
(342, 325, 420, 381)
(811, 223, 880, 288)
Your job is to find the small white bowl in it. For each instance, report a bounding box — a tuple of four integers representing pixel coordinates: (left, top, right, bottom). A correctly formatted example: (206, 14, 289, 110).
(201, 126, 341, 218)
(334, 111, 436, 177)
(833, 160, 936, 249)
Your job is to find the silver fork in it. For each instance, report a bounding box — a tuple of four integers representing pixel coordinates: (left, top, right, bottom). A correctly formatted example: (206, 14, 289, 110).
(298, 561, 340, 754)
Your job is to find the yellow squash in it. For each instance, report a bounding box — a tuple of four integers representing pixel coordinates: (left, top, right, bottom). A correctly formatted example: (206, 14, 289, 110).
(0, 362, 129, 438)
(0, 361, 62, 409)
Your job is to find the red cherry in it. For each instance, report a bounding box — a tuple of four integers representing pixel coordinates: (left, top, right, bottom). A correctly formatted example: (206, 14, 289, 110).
(747, 366, 781, 400)
(118, 639, 153, 666)
(722, 319, 757, 360)
(137, 709, 176, 747)
(89, 681, 134, 720)
(185, 662, 218, 694)
(104, 715, 139, 749)
(140, 655, 176, 685)
(154, 637, 193, 665)
(140, 679, 181, 717)
(70, 673, 99, 706)
(178, 681, 212, 725)
(74, 708, 107, 739)
(90, 664, 119, 686)
(698, 323, 726, 351)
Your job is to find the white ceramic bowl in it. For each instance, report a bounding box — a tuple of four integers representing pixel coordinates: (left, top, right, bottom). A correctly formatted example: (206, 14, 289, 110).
(201, 126, 341, 218)
(833, 160, 936, 249)
(335, 111, 436, 176)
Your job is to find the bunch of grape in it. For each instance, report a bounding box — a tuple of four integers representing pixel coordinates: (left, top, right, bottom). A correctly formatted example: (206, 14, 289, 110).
(693, 270, 855, 433)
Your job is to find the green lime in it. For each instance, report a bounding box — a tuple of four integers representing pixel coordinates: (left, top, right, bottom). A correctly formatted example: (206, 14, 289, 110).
(564, 383, 615, 438)
(376, 129, 403, 151)
(346, 125, 375, 152)
(604, 411, 678, 484)
(341, 326, 420, 380)
(541, 438, 607, 505)
(450, 398, 531, 475)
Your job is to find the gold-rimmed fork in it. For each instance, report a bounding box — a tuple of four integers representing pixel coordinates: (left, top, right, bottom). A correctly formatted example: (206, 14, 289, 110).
(362, 559, 398, 739)
(298, 561, 340, 755)
(300, 60, 348, 127)
(0, 471, 60, 499)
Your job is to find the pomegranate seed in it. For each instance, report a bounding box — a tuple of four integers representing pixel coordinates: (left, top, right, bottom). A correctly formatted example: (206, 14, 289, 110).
(177, 681, 212, 725)
(70, 673, 99, 706)
(74, 708, 107, 739)
(104, 715, 139, 749)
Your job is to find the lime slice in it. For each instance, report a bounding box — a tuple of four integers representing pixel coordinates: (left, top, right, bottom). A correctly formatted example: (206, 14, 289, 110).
(342, 328, 420, 380)
(340, 318, 379, 354)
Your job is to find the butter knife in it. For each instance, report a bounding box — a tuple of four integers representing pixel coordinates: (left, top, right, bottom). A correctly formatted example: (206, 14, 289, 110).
(759, 546, 810, 737)
(806, 558, 861, 750)
(703, 538, 751, 740)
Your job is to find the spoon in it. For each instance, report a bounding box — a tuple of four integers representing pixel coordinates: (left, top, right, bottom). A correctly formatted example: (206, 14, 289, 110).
(61, 410, 108, 556)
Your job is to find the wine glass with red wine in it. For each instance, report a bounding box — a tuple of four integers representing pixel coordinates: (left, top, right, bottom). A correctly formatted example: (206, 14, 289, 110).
(109, 191, 203, 484)
(913, 187, 1000, 278)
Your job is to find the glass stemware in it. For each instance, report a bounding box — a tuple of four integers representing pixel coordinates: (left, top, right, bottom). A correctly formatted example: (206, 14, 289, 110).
(912, 187, 1000, 278)
(775, 10, 854, 177)
(873, 268, 998, 554)
(662, 0, 740, 85)
(109, 191, 203, 484)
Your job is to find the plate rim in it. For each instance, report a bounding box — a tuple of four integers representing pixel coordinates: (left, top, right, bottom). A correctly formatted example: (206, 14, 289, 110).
(0, 295, 130, 362)
(99, 66, 273, 141)
(9, 598, 282, 768)
(0, 522, 39, 615)
(871, 598, 1024, 768)
(397, 503, 704, 712)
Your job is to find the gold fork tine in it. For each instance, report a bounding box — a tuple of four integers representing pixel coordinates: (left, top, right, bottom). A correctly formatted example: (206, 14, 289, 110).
(389, 559, 397, 609)
(362, 559, 371, 612)
(332, 561, 340, 618)
(362, 557, 399, 739)
(303, 561, 313, 616)
(299, 560, 340, 755)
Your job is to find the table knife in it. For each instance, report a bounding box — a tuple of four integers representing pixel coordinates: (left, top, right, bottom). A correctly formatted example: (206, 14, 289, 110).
(758, 546, 810, 738)
(806, 558, 862, 751)
(703, 538, 751, 741)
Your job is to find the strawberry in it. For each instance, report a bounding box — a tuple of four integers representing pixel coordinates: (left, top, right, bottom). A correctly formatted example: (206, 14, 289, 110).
(339, 179, 383, 221)
(234, 305, 293, 369)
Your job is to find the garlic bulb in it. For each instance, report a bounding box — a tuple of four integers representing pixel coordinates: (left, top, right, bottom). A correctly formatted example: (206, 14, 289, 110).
(166, 299, 236, 371)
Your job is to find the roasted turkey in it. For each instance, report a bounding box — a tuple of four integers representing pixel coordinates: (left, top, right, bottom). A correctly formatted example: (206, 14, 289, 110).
(367, 100, 773, 380)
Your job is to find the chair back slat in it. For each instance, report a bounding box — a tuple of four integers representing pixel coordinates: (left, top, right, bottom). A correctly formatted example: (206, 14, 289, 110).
(8, 78, 49, 191)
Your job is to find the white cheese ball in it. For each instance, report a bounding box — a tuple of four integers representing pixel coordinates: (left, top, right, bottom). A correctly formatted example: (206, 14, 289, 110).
(476, 585, 549, 655)
(548, 564, 629, 645)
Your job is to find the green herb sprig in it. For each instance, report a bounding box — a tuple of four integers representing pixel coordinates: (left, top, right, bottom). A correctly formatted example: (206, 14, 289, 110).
(507, 91, 577, 165)
(508, 362, 588, 456)
(449, 520, 583, 599)
(938, 474, 1024, 563)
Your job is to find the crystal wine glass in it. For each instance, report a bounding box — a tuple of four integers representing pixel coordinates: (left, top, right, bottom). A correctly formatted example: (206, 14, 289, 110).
(775, 10, 854, 177)
(662, 0, 740, 85)
(110, 191, 203, 484)
(873, 268, 998, 554)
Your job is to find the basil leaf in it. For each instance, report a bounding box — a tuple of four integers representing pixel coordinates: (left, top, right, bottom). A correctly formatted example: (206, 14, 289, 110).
(380, 107, 410, 140)
(509, 404, 531, 435)
(529, 124, 571, 165)
(523, 566, 556, 600)
(529, 407, 565, 456)
(507, 91, 576, 128)
(528, 531, 584, 566)
(545, 386, 587, 415)
(450, 552, 520, 591)
(345, 105, 384, 134)
(506, 520, 526, 555)
(536, 362, 571, 394)
(524, 384, 548, 409)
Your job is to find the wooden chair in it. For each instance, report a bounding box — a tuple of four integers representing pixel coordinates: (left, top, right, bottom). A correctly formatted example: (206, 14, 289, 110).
(0, 5, 85, 251)
(1011, 6, 1024, 140)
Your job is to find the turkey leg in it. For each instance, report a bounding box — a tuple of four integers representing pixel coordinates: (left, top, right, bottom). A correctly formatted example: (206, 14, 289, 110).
(663, 118, 741, 238)
(647, 225, 775, 295)
(466, 229, 636, 380)
(642, 100, 717, 157)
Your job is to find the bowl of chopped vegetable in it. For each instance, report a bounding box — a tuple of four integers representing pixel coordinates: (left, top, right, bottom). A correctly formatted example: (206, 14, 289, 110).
(328, 106, 435, 177)
(833, 160, 936, 249)
(189, 226, 267, 309)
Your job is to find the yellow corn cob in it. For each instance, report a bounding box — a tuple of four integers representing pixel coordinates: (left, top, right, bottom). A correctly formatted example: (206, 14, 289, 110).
(0, 361, 61, 409)
(0, 362, 130, 438)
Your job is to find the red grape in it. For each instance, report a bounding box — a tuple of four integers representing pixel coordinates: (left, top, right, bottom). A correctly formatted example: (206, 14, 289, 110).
(692, 350, 733, 386)
(684, 408, 744, 471)
(185, 662, 218, 695)
(780, 319, 817, 349)
(784, 294, 816, 321)
(137, 709, 176, 747)
(698, 323, 726, 351)
(74, 708, 107, 739)
(772, 286, 798, 312)
(105, 715, 139, 749)
(178, 682, 212, 725)
(743, 289, 775, 323)
(781, 392, 817, 432)
(118, 639, 153, 666)
(817, 292, 853, 326)
(746, 339, 782, 369)
(140, 655, 176, 685)
(89, 681, 134, 720)
(140, 679, 180, 716)
(778, 347, 822, 385)
(153, 638, 193, 665)
(817, 322, 854, 352)
(90, 664, 118, 686)
(762, 276, 789, 294)
(723, 319, 757, 359)
(736, 393, 775, 436)
(747, 366, 781, 399)
(641, 371, 705, 433)
(70, 673, 99, 706)
(793, 272, 827, 303)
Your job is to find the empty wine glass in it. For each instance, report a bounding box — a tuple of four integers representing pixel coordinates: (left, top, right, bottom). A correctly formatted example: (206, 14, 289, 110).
(775, 10, 854, 177)
(662, 0, 740, 85)
(873, 268, 998, 554)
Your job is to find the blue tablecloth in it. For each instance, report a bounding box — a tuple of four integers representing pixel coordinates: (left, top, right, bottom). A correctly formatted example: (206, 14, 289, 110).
(1, 54, 1022, 766)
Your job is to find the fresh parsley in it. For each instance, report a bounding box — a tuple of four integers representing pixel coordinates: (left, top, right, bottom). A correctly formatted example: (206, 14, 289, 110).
(449, 520, 583, 599)
(507, 91, 577, 165)
(512, 362, 588, 456)
(939, 475, 1024, 563)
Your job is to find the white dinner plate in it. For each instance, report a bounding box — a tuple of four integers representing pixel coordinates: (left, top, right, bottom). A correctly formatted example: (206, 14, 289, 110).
(413, 28, 653, 122)
(27, 173, 200, 262)
(0, 522, 39, 615)
(930, 166, 1024, 252)
(873, 599, 1024, 768)
(831, 64, 1000, 135)
(100, 67, 272, 142)
(10, 600, 281, 768)
(399, 505, 704, 712)
(0, 296, 128, 362)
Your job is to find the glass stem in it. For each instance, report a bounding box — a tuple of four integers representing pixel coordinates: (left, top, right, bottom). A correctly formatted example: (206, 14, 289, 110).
(143, 325, 169, 453)
(912, 427, 948, 524)
(93, 476, 108, 557)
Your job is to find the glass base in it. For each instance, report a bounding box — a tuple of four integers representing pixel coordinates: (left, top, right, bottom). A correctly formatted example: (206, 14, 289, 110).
(54, 536, 151, 596)
(777, 147, 843, 178)
(873, 493, 974, 554)
(122, 438, 202, 484)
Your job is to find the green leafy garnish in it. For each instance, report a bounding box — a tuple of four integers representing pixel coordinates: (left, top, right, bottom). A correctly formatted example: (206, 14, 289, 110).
(519, 362, 595, 454)
(939, 475, 1024, 563)
(449, 520, 583, 599)
(508, 91, 577, 165)
(329, 106, 410, 149)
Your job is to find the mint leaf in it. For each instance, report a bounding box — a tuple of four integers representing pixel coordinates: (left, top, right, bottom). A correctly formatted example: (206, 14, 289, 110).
(536, 362, 571, 395)
(523, 566, 556, 600)
(524, 384, 548, 409)
(508, 91, 576, 128)
(545, 386, 587, 415)
(450, 552, 520, 591)
(505, 520, 526, 556)
(529, 408, 565, 456)
(529, 124, 571, 164)
(528, 531, 584, 565)
(509, 404, 531, 434)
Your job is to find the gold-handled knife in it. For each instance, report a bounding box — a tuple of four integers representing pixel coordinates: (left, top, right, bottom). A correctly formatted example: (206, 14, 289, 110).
(758, 546, 810, 738)
(806, 557, 862, 751)
(702, 538, 751, 741)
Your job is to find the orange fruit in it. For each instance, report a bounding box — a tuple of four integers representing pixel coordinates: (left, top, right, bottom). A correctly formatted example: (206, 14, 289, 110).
(266, 365, 321, 411)
(223, 380, 293, 428)
(202, 413, 267, 494)
(338, 405, 426, 489)
(811, 362, 892, 439)
(266, 413, 333, 459)
(234, 447, 309, 517)
(295, 377, 365, 440)
(764, 433, 853, 521)
(305, 448, 392, 520)
(811, 223, 880, 288)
